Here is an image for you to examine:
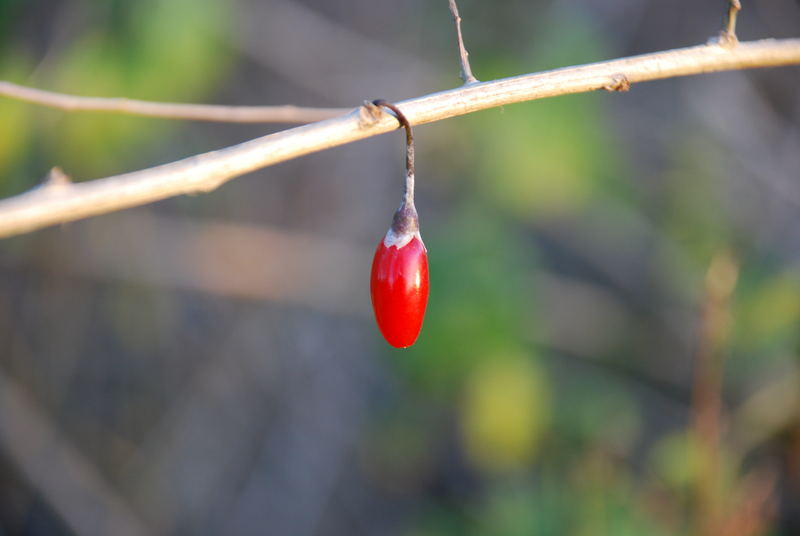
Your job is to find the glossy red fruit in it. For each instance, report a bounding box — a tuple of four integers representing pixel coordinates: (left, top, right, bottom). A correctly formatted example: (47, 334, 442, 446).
(370, 230, 429, 348)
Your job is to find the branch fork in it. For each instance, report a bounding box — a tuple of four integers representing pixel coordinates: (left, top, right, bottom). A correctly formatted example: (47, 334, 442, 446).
(448, 0, 478, 84)
(719, 0, 742, 48)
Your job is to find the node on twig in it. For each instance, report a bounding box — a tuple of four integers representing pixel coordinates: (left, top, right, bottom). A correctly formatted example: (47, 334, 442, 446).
(604, 73, 631, 92)
(359, 100, 385, 127)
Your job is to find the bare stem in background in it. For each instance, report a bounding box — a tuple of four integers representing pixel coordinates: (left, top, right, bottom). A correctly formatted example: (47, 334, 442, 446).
(448, 0, 478, 84)
(720, 0, 742, 46)
(0, 38, 799, 239)
(690, 250, 739, 536)
(0, 81, 348, 123)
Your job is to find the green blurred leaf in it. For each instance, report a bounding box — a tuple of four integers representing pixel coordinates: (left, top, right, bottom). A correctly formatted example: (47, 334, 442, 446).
(126, 0, 230, 101)
(552, 377, 642, 455)
(397, 206, 539, 393)
(648, 431, 737, 501)
(47, 0, 231, 176)
(467, 12, 628, 221)
(0, 0, 23, 48)
(659, 135, 732, 291)
(649, 432, 697, 492)
(479, 484, 549, 536)
(736, 268, 800, 349)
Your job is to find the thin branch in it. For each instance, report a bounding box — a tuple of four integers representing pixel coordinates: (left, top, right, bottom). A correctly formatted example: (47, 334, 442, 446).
(448, 0, 478, 84)
(0, 81, 348, 123)
(720, 0, 742, 47)
(0, 38, 799, 239)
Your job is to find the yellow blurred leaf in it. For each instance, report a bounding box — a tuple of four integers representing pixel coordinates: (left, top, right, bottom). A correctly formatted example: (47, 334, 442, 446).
(461, 354, 549, 473)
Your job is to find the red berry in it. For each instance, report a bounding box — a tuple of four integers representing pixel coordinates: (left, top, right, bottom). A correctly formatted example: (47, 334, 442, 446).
(370, 230, 429, 348)
(367, 100, 428, 348)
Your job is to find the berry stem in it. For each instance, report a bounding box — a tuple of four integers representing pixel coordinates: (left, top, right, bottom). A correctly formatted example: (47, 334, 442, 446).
(371, 100, 415, 208)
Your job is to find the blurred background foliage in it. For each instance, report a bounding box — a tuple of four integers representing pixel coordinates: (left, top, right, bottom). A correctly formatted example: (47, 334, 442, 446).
(0, 0, 799, 535)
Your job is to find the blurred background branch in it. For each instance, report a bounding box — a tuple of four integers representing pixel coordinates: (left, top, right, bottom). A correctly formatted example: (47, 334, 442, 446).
(0, 81, 349, 123)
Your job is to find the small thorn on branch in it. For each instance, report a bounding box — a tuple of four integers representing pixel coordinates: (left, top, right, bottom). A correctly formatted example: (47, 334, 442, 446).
(43, 167, 72, 192)
(719, 0, 741, 47)
(448, 0, 479, 85)
(604, 73, 631, 92)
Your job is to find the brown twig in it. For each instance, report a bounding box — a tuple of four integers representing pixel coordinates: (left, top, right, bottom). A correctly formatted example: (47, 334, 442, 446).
(0, 81, 348, 123)
(691, 250, 739, 536)
(720, 0, 742, 47)
(448, 0, 478, 84)
(0, 38, 799, 238)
